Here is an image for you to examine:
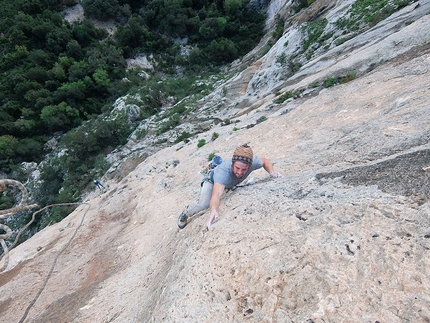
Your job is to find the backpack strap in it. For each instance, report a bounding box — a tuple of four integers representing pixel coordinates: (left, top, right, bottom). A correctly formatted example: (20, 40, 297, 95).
(201, 170, 215, 186)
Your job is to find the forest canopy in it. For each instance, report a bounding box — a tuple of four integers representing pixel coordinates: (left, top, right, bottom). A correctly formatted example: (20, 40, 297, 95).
(0, 0, 266, 172)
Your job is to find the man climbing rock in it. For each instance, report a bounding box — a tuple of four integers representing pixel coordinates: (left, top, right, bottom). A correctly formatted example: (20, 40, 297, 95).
(94, 179, 106, 192)
(178, 144, 282, 230)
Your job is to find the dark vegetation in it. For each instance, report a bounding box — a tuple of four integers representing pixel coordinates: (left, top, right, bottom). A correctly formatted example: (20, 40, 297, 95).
(0, 0, 267, 237)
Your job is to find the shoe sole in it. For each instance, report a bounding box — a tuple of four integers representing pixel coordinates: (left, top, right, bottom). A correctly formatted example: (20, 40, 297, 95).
(178, 214, 188, 229)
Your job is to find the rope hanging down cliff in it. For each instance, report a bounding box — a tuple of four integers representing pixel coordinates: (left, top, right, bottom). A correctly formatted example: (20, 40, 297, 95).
(0, 179, 38, 272)
(0, 179, 91, 323)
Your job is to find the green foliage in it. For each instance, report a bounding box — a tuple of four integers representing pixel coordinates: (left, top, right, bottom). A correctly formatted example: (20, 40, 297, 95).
(114, 16, 168, 57)
(302, 18, 328, 52)
(93, 68, 111, 88)
(62, 113, 132, 158)
(256, 116, 267, 123)
(340, 72, 356, 84)
(205, 38, 238, 64)
(135, 128, 147, 140)
(335, 0, 417, 32)
(322, 72, 356, 88)
(323, 77, 338, 88)
(334, 36, 351, 46)
(271, 15, 285, 44)
(32, 112, 132, 226)
(139, 0, 265, 64)
(0, 134, 43, 172)
(287, 56, 302, 74)
(0, 193, 15, 211)
(40, 102, 80, 131)
(0, 135, 19, 172)
(81, 0, 121, 21)
(273, 91, 300, 104)
(208, 152, 215, 161)
(276, 53, 287, 66)
(175, 131, 192, 143)
(199, 17, 227, 40)
(0, 0, 269, 242)
(197, 139, 206, 148)
(63, 0, 80, 6)
(292, 0, 316, 13)
(0, 1, 130, 170)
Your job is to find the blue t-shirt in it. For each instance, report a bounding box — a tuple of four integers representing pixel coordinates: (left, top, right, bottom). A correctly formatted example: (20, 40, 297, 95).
(212, 155, 263, 189)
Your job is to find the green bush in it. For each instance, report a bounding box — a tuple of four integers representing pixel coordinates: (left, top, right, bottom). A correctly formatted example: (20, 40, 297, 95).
(302, 18, 328, 52)
(322, 72, 356, 88)
(40, 102, 80, 131)
(197, 139, 206, 148)
(205, 38, 238, 64)
(276, 53, 287, 66)
(323, 77, 338, 88)
(175, 131, 192, 143)
(335, 0, 416, 32)
(340, 72, 356, 84)
(256, 116, 267, 123)
(271, 15, 285, 43)
(273, 91, 300, 104)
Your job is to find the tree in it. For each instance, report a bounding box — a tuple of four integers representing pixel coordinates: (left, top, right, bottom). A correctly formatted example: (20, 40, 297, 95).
(198, 17, 227, 40)
(46, 27, 73, 54)
(0, 135, 19, 172)
(224, 0, 244, 15)
(204, 37, 238, 63)
(81, 0, 121, 21)
(54, 80, 87, 107)
(15, 138, 43, 163)
(93, 68, 110, 88)
(40, 102, 80, 131)
(68, 60, 89, 82)
(66, 40, 84, 59)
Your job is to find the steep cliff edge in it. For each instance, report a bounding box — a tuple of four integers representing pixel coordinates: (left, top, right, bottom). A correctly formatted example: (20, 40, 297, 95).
(1, 2, 430, 322)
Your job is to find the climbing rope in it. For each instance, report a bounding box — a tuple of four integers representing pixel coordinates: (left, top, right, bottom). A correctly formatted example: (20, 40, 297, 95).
(0, 179, 91, 323)
(0, 179, 38, 272)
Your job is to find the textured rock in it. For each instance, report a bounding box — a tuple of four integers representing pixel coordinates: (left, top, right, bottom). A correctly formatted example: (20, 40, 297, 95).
(1, 2, 430, 323)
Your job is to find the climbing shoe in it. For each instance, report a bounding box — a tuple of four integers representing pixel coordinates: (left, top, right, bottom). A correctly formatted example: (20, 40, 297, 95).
(177, 212, 188, 229)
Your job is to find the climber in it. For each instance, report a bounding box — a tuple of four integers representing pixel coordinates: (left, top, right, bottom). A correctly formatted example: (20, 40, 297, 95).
(94, 179, 106, 192)
(177, 144, 282, 230)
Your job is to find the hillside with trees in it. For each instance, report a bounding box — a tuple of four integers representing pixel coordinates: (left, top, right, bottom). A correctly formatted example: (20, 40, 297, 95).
(0, 0, 267, 235)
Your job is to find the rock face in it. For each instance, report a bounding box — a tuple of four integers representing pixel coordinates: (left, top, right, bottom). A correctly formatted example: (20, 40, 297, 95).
(1, 1, 430, 323)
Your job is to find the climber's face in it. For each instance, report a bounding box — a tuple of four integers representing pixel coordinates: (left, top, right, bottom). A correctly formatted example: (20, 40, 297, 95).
(232, 161, 249, 179)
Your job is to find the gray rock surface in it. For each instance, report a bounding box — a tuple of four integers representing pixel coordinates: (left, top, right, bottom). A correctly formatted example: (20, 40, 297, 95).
(1, 1, 430, 322)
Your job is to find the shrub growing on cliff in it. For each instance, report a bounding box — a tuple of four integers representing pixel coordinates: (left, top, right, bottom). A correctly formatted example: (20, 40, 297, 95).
(197, 139, 206, 148)
(335, 0, 417, 32)
(273, 90, 300, 104)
